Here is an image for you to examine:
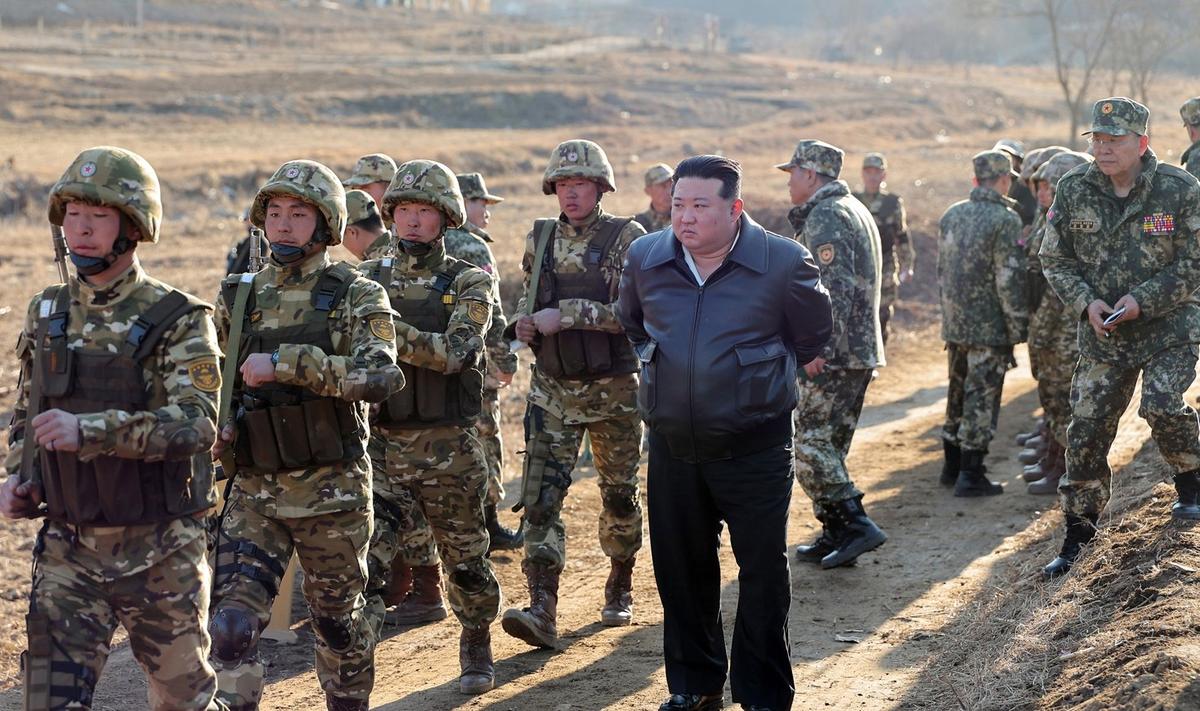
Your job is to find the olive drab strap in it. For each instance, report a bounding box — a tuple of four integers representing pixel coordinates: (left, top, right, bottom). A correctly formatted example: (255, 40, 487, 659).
(526, 218, 556, 316)
(19, 285, 68, 492)
(217, 272, 255, 472)
(123, 290, 192, 361)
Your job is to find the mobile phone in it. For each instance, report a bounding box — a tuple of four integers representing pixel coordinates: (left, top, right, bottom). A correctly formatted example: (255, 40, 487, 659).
(1102, 306, 1127, 326)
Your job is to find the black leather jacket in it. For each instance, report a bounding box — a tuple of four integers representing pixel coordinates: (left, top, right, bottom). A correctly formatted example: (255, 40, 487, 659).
(616, 213, 832, 463)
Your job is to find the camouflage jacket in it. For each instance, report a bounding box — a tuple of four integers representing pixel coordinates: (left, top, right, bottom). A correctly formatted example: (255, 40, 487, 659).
(938, 186, 1028, 346)
(516, 204, 646, 423)
(789, 180, 884, 369)
(215, 251, 401, 518)
(1040, 149, 1200, 366)
(1026, 211, 1078, 353)
(852, 189, 914, 280)
(633, 206, 671, 234)
(1182, 140, 1200, 181)
(359, 238, 492, 375)
(362, 230, 394, 261)
(6, 260, 220, 552)
(444, 224, 517, 377)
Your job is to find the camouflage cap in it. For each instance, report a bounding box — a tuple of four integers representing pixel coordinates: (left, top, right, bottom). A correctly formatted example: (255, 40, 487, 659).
(643, 162, 674, 188)
(382, 159, 466, 230)
(456, 172, 504, 204)
(1032, 150, 1092, 186)
(992, 139, 1025, 161)
(1019, 146, 1068, 182)
(973, 150, 1016, 181)
(542, 139, 616, 195)
(862, 152, 887, 170)
(48, 146, 163, 244)
(1084, 97, 1149, 136)
(1180, 97, 1200, 127)
(343, 153, 398, 188)
(775, 139, 844, 179)
(251, 160, 347, 246)
(345, 189, 381, 226)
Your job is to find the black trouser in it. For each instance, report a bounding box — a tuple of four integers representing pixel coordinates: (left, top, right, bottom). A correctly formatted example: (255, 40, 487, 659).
(648, 430, 795, 710)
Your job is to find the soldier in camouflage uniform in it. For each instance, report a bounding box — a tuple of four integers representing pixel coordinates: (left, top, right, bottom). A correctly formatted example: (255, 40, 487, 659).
(343, 190, 393, 262)
(938, 150, 1028, 497)
(209, 160, 402, 711)
(1022, 152, 1092, 496)
(1040, 98, 1200, 579)
(454, 172, 523, 551)
(0, 147, 226, 710)
(226, 208, 270, 276)
(853, 152, 913, 345)
(343, 153, 398, 210)
(1179, 98, 1200, 180)
(995, 139, 1038, 227)
(357, 160, 502, 694)
(501, 139, 647, 649)
(776, 140, 889, 570)
(634, 163, 674, 234)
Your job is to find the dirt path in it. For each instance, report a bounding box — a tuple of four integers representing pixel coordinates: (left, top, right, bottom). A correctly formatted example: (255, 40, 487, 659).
(0, 331, 1158, 710)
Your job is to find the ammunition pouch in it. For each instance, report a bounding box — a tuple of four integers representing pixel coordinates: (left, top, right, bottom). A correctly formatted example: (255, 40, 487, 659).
(518, 407, 571, 524)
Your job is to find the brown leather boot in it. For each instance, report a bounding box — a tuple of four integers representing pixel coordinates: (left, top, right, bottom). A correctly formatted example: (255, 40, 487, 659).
(389, 565, 448, 626)
(601, 556, 635, 626)
(500, 561, 560, 648)
(459, 625, 495, 694)
(1027, 439, 1066, 495)
(382, 555, 412, 607)
(325, 692, 368, 711)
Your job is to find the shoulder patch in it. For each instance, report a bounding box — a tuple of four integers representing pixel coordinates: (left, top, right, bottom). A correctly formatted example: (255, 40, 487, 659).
(816, 244, 836, 265)
(187, 360, 221, 393)
(369, 317, 395, 341)
(465, 299, 490, 325)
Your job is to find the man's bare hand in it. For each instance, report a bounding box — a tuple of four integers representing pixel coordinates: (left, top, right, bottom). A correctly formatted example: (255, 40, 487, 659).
(1086, 299, 1114, 339)
(0, 477, 42, 519)
(532, 308, 563, 336)
(32, 409, 80, 452)
(514, 315, 538, 344)
(803, 356, 827, 378)
(240, 353, 276, 388)
(212, 422, 235, 460)
(1106, 294, 1141, 329)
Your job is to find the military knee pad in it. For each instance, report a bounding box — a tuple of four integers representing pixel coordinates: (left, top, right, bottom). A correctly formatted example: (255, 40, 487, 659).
(213, 539, 286, 600)
(311, 615, 355, 653)
(210, 606, 262, 665)
(601, 487, 640, 518)
(448, 564, 492, 595)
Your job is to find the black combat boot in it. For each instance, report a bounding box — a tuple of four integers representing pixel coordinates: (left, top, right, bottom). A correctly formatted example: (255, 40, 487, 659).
(1042, 513, 1099, 579)
(820, 496, 888, 569)
(1018, 435, 1047, 465)
(658, 693, 723, 711)
(485, 504, 525, 552)
(941, 440, 962, 487)
(795, 507, 839, 564)
(324, 693, 368, 711)
(1172, 470, 1200, 520)
(954, 450, 1003, 497)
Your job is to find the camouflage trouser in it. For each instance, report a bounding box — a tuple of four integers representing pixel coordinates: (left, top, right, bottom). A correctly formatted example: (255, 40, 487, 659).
(478, 389, 506, 506)
(793, 367, 871, 511)
(1028, 344, 1078, 447)
(25, 518, 222, 711)
(879, 276, 898, 345)
(521, 404, 644, 573)
(211, 501, 374, 707)
(368, 434, 437, 572)
(364, 425, 500, 632)
(1061, 346, 1200, 515)
(943, 343, 1011, 452)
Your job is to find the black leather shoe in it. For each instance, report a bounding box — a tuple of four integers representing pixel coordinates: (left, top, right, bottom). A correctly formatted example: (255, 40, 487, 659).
(820, 496, 887, 569)
(1042, 513, 1098, 580)
(954, 450, 1003, 497)
(658, 693, 723, 711)
(795, 506, 838, 564)
(1172, 470, 1200, 521)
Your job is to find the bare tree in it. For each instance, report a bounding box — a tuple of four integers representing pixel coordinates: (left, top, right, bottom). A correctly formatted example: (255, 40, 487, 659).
(1040, 0, 1120, 146)
(1106, 1, 1198, 111)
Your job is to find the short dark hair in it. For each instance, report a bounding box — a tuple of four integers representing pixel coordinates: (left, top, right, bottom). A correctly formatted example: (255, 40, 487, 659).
(672, 155, 741, 200)
(350, 213, 384, 234)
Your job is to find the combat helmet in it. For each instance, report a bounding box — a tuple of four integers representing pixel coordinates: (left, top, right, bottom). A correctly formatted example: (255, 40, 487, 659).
(541, 139, 616, 195)
(48, 146, 163, 244)
(344, 153, 398, 188)
(381, 160, 466, 230)
(250, 160, 347, 246)
(1020, 146, 1068, 183)
(1033, 151, 1092, 186)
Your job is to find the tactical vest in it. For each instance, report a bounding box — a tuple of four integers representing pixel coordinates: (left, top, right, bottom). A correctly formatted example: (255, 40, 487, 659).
(369, 256, 484, 429)
(36, 285, 216, 526)
(533, 217, 638, 381)
(221, 262, 366, 474)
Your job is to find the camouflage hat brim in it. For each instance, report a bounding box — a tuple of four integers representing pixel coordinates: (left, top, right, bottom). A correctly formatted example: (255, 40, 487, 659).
(343, 177, 389, 188)
(470, 192, 504, 204)
(1082, 125, 1135, 137)
(774, 160, 797, 172)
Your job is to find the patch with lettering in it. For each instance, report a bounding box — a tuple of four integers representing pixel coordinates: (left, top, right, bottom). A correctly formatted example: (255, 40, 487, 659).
(1068, 218, 1100, 233)
(465, 299, 490, 325)
(1143, 212, 1175, 235)
(369, 317, 395, 341)
(816, 244, 836, 265)
(187, 360, 221, 392)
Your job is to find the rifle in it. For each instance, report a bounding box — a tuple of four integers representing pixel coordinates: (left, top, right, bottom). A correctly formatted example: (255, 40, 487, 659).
(509, 219, 556, 353)
(50, 225, 68, 283)
(247, 226, 266, 274)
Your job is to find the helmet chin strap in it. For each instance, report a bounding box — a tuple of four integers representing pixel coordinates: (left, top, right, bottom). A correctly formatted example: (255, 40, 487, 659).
(69, 214, 136, 277)
(269, 218, 331, 265)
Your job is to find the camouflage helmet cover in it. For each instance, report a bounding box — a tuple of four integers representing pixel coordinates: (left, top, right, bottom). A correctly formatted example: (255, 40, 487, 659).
(48, 146, 163, 243)
(456, 172, 504, 203)
(382, 159, 466, 229)
(344, 153, 398, 188)
(345, 189, 381, 226)
(541, 139, 616, 195)
(1019, 146, 1068, 182)
(1180, 97, 1200, 127)
(1033, 150, 1092, 185)
(250, 160, 348, 246)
